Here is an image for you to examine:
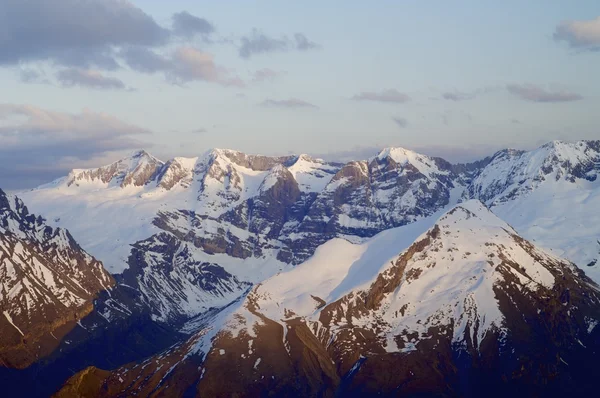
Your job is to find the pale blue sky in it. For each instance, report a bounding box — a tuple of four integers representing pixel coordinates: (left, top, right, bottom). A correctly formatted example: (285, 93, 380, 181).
(0, 0, 599, 188)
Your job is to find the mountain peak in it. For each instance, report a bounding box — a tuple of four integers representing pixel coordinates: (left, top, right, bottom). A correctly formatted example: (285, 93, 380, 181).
(375, 146, 419, 161)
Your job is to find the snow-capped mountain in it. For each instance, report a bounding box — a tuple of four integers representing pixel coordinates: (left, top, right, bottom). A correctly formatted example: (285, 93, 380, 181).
(19, 146, 471, 324)
(0, 189, 113, 368)
(467, 140, 600, 282)
(4, 139, 600, 396)
(467, 140, 600, 205)
(18, 140, 600, 329)
(55, 201, 600, 397)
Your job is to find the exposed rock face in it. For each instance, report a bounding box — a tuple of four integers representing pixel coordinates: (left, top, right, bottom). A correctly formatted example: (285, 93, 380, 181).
(118, 232, 251, 324)
(56, 201, 600, 397)
(0, 189, 114, 368)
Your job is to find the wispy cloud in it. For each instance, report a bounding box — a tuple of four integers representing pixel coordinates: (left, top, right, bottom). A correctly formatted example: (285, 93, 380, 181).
(252, 68, 283, 82)
(393, 117, 408, 128)
(239, 29, 319, 58)
(506, 84, 583, 103)
(261, 98, 318, 109)
(18, 68, 49, 84)
(56, 68, 127, 90)
(351, 89, 411, 103)
(442, 91, 476, 101)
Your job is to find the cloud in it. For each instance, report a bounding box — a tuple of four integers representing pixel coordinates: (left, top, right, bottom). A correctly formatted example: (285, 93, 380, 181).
(351, 89, 411, 103)
(120, 47, 172, 73)
(0, 0, 169, 68)
(120, 46, 243, 87)
(393, 117, 408, 128)
(442, 91, 476, 101)
(56, 68, 127, 90)
(506, 84, 583, 103)
(554, 16, 600, 51)
(239, 29, 319, 58)
(0, 104, 151, 189)
(294, 33, 319, 51)
(19, 68, 49, 84)
(168, 47, 244, 87)
(239, 30, 288, 58)
(252, 68, 282, 82)
(261, 98, 318, 109)
(192, 128, 208, 134)
(172, 11, 215, 40)
(441, 86, 498, 101)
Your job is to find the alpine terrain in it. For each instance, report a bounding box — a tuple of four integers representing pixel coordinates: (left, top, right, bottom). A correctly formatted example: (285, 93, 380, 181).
(0, 139, 599, 396)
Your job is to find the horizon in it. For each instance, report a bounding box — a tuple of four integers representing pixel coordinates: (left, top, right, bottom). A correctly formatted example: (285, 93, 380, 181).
(1, 1, 599, 189)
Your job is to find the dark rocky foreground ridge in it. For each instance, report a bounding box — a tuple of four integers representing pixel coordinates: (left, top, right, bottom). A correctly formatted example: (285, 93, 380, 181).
(1, 140, 599, 396)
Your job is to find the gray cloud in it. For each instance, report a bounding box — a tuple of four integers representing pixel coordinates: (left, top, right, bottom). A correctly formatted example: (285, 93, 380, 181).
(261, 98, 318, 109)
(294, 33, 319, 51)
(506, 84, 583, 103)
(120, 47, 172, 73)
(0, 104, 151, 189)
(56, 68, 127, 90)
(393, 117, 409, 128)
(0, 0, 169, 68)
(239, 30, 288, 58)
(252, 68, 282, 82)
(441, 86, 498, 101)
(239, 29, 319, 58)
(442, 91, 476, 101)
(554, 16, 600, 51)
(19, 68, 49, 84)
(192, 128, 208, 134)
(352, 89, 411, 103)
(172, 11, 215, 40)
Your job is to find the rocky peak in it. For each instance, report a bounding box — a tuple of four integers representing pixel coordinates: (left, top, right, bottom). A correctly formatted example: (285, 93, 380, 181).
(0, 189, 114, 368)
(64, 149, 164, 188)
(156, 156, 198, 190)
(209, 148, 295, 172)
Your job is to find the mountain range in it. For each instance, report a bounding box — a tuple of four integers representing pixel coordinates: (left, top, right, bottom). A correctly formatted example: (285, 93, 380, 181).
(1, 139, 600, 396)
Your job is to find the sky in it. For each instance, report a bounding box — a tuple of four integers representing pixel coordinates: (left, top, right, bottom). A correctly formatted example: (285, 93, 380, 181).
(1, 0, 599, 189)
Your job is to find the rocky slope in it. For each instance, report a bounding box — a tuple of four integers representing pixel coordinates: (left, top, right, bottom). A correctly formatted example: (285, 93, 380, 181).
(0, 189, 114, 368)
(55, 201, 600, 397)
